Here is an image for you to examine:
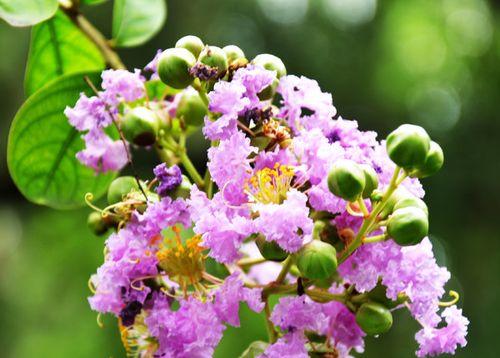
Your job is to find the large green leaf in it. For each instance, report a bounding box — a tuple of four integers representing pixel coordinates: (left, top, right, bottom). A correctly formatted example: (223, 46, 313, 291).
(112, 0, 167, 48)
(8, 72, 116, 209)
(0, 0, 58, 27)
(25, 10, 105, 96)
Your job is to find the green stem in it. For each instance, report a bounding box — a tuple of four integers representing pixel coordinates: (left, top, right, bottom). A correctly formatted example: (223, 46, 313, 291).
(305, 289, 346, 303)
(363, 233, 388, 244)
(275, 256, 293, 285)
(264, 299, 278, 343)
(357, 197, 370, 217)
(179, 152, 204, 189)
(193, 79, 209, 106)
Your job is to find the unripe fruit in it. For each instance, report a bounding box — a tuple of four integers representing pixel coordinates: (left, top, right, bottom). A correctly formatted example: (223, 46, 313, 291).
(296, 240, 338, 280)
(327, 160, 366, 202)
(393, 196, 428, 216)
(252, 54, 287, 78)
(199, 46, 228, 75)
(356, 302, 393, 335)
(387, 207, 429, 246)
(175, 35, 204, 58)
(256, 235, 288, 262)
(379, 187, 413, 218)
(87, 212, 108, 236)
(412, 141, 444, 178)
(107, 176, 139, 205)
(158, 48, 196, 89)
(386, 124, 431, 168)
(170, 175, 192, 200)
(176, 89, 208, 127)
(360, 164, 379, 199)
(223, 45, 246, 64)
(121, 107, 160, 146)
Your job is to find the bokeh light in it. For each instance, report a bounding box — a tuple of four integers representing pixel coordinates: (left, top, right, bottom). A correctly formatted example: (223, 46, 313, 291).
(322, 0, 377, 28)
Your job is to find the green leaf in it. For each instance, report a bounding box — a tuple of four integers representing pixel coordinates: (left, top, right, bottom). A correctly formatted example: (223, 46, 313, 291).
(81, 0, 109, 4)
(239, 341, 269, 358)
(112, 0, 167, 48)
(0, 0, 58, 27)
(25, 10, 105, 96)
(8, 72, 116, 209)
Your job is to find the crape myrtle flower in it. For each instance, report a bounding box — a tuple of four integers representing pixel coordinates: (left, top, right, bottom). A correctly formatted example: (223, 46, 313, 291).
(153, 163, 183, 196)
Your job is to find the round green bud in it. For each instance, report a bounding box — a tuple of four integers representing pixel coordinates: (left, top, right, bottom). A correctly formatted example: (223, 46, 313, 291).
(387, 207, 429, 246)
(379, 187, 413, 218)
(107, 176, 139, 205)
(356, 302, 393, 335)
(223, 45, 246, 64)
(327, 160, 366, 202)
(175, 35, 204, 58)
(170, 175, 192, 200)
(158, 48, 196, 89)
(386, 124, 431, 168)
(393, 196, 428, 216)
(176, 89, 208, 127)
(296, 240, 338, 280)
(256, 235, 288, 262)
(121, 107, 160, 146)
(199, 46, 228, 75)
(252, 54, 287, 78)
(87, 212, 108, 236)
(360, 164, 379, 199)
(412, 141, 444, 178)
(370, 189, 383, 202)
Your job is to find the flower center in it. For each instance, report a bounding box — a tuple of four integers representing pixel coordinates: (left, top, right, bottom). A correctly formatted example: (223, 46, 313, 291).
(246, 163, 295, 204)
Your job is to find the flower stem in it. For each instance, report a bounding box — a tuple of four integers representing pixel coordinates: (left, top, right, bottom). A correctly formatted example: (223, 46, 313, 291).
(179, 151, 204, 189)
(275, 256, 293, 285)
(264, 299, 278, 343)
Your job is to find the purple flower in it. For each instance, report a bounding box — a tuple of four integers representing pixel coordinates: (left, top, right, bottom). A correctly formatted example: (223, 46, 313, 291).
(232, 64, 276, 106)
(271, 296, 327, 332)
(76, 128, 128, 172)
(101, 69, 145, 106)
(65, 94, 112, 131)
(260, 331, 308, 358)
(153, 163, 182, 196)
(415, 306, 469, 357)
(144, 49, 162, 79)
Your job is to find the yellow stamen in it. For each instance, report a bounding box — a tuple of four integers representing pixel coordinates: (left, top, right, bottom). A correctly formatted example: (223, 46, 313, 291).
(245, 163, 295, 204)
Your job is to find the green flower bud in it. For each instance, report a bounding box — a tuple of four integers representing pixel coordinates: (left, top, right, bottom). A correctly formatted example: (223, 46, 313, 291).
(370, 189, 383, 202)
(327, 160, 366, 202)
(387, 207, 429, 246)
(393, 196, 428, 216)
(257, 78, 279, 101)
(412, 141, 444, 178)
(87, 212, 108, 236)
(386, 124, 431, 168)
(379, 187, 413, 218)
(356, 302, 393, 335)
(176, 89, 208, 127)
(367, 283, 407, 309)
(252, 54, 287, 78)
(121, 107, 160, 146)
(296, 240, 338, 280)
(199, 46, 228, 75)
(223, 45, 246, 64)
(255, 234, 288, 262)
(360, 164, 379, 199)
(170, 175, 192, 200)
(175, 35, 204, 58)
(107, 176, 139, 205)
(158, 48, 196, 89)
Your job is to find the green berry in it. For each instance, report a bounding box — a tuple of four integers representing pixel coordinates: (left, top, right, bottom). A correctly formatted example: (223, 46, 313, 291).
(121, 107, 160, 146)
(296, 240, 338, 280)
(393, 196, 428, 216)
(175, 35, 204, 58)
(252, 54, 287, 78)
(360, 164, 379, 199)
(107, 176, 139, 205)
(87, 212, 108, 236)
(356, 302, 393, 335)
(176, 89, 208, 127)
(387, 207, 429, 246)
(379, 187, 413, 218)
(327, 160, 366, 202)
(199, 46, 228, 75)
(170, 175, 192, 199)
(412, 141, 444, 178)
(223, 45, 246, 64)
(256, 235, 288, 262)
(386, 124, 431, 168)
(158, 48, 196, 89)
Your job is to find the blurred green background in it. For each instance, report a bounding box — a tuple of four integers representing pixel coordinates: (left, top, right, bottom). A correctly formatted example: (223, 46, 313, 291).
(1, 0, 499, 356)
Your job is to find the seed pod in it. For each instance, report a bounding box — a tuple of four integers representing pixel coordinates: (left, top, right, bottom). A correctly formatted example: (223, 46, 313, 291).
(121, 107, 160, 146)
(175, 35, 204, 58)
(107, 176, 139, 205)
(252, 54, 287, 78)
(223, 45, 246, 64)
(393, 196, 428, 216)
(87, 212, 108, 236)
(176, 89, 208, 127)
(158, 48, 196, 89)
(327, 160, 366, 202)
(386, 124, 431, 168)
(412, 141, 444, 178)
(360, 164, 379, 199)
(256, 235, 288, 262)
(170, 175, 192, 200)
(379, 187, 413, 218)
(356, 302, 393, 335)
(199, 46, 228, 75)
(296, 240, 338, 280)
(387, 207, 429, 246)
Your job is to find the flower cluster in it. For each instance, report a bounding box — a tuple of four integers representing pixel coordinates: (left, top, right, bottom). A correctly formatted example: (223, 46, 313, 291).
(71, 36, 468, 357)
